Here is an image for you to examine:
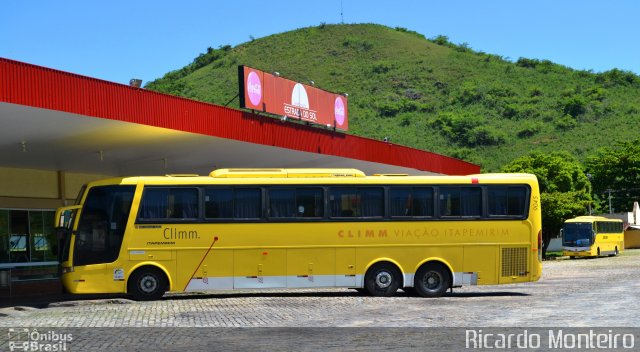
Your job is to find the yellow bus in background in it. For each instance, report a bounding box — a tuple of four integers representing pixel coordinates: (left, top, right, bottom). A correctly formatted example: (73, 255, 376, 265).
(562, 216, 624, 258)
(56, 168, 542, 300)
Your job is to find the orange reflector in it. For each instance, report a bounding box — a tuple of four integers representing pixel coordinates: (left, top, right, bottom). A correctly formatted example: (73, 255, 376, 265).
(471, 177, 479, 184)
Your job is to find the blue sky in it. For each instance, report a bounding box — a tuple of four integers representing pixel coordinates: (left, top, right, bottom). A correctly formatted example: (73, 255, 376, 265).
(2, 0, 638, 86)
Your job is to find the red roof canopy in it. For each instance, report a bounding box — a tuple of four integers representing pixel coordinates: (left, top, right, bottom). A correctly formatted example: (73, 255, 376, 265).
(0, 58, 479, 175)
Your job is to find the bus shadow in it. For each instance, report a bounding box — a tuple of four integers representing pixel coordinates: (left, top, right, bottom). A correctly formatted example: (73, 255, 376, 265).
(443, 291, 530, 298)
(164, 290, 530, 301)
(165, 290, 364, 300)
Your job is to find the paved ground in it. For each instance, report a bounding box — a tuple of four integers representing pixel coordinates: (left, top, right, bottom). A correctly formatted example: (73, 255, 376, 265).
(1, 250, 639, 350)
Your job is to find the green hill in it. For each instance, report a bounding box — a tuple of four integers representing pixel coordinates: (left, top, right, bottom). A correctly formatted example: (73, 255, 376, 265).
(145, 23, 640, 171)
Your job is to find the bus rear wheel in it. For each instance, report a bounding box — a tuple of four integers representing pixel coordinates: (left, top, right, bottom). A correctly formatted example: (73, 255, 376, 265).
(128, 267, 167, 301)
(364, 263, 401, 297)
(414, 263, 451, 298)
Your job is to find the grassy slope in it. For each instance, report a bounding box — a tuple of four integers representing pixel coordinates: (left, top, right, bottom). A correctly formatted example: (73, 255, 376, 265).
(145, 24, 640, 171)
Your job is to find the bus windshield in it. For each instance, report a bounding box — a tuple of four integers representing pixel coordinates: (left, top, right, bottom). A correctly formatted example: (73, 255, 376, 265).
(563, 222, 593, 247)
(73, 185, 135, 266)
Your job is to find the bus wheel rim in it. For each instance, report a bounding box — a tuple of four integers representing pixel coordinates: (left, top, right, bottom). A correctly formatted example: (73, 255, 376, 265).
(424, 272, 441, 290)
(140, 275, 158, 293)
(375, 271, 392, 289)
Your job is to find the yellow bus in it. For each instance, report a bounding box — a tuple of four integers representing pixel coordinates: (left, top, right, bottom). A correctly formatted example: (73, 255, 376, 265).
(562, 216, 624, 258)
(56, 168, 542, 300)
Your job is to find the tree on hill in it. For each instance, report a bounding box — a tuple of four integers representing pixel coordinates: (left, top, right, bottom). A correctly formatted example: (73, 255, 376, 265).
(586, 139, 640, 213)
(502, 152, 592, 257)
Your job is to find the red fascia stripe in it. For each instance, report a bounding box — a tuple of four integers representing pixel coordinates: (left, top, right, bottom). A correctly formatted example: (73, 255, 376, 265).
(0, 58, 480, 175)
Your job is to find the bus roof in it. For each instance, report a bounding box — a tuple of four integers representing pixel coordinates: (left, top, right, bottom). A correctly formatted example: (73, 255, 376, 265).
(209, 168, 366, 178)
(564, 216, 623, 223)
(85, 168, 539, 187)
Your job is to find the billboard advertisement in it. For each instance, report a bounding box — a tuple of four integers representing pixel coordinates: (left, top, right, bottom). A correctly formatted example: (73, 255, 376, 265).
(238, 65, 348, 131)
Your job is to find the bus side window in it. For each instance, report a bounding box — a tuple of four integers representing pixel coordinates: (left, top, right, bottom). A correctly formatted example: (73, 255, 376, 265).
(330, 188, 358, 217)
(138, 187, 198, 221)
(390, 187, 412, 216)
(268, 187, 324, 219)
(234, 188, 262, 219)
(269, 188, 296, 218)
(488, 186, 527, 217)
(204, 188, 261, 219)
(390, 187, 433, 217)
(296, 188, 323, 218)
(360, 188, 383, 217)
(329, 187, 383, 218)
(139, 188, 169, 219)
(205, 188, 233, 219)
(488, 187, 508, 215)
(507, 187, 527, 215)
(412, 187, 434, 217)
(168, 188, 198, 219)
(439, 187, 481, 217)
(596, 222, 622, 234)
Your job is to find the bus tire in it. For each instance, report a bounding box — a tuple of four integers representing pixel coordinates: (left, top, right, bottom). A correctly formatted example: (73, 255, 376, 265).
(597, 248, 601, 257)
(611, 247, 619, 257)
(364, 262, 401, 297)
(569, 256, 576, 259)
(128, 267, 167, 301)
(414, 262, 451, 298)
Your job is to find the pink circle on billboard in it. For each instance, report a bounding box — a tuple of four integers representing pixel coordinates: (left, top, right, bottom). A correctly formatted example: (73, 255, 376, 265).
(246, 71, 262, 106)
(334, 97, 346, 126)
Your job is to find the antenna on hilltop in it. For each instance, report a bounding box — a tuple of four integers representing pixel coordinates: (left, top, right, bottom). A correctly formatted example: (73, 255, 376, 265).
(341, 0, 344, 24)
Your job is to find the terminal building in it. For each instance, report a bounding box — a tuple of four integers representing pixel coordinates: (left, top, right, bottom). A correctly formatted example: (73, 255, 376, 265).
(0, 57, 479, 298)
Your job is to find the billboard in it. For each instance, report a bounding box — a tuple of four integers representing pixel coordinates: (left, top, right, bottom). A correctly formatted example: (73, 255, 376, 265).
(238, 65, 348, 131)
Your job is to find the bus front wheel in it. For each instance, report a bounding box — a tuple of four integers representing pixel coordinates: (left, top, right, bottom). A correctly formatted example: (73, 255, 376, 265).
(128, 267, 167, 301)
(364, 262, 401, 297)
(414, 263, 451, 298)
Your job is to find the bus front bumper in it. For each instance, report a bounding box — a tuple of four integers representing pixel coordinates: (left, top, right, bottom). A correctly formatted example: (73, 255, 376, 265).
(563, 246, 593, 257)
(62, 266, 126, 294)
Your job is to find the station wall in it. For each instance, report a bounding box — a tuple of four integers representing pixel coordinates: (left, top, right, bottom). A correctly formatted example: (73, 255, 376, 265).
(0, 167, 113, 209)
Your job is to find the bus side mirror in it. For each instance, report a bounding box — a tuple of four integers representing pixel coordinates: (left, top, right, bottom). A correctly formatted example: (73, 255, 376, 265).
(57, 210, 66, 227)
(57, 210, 73, 227)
